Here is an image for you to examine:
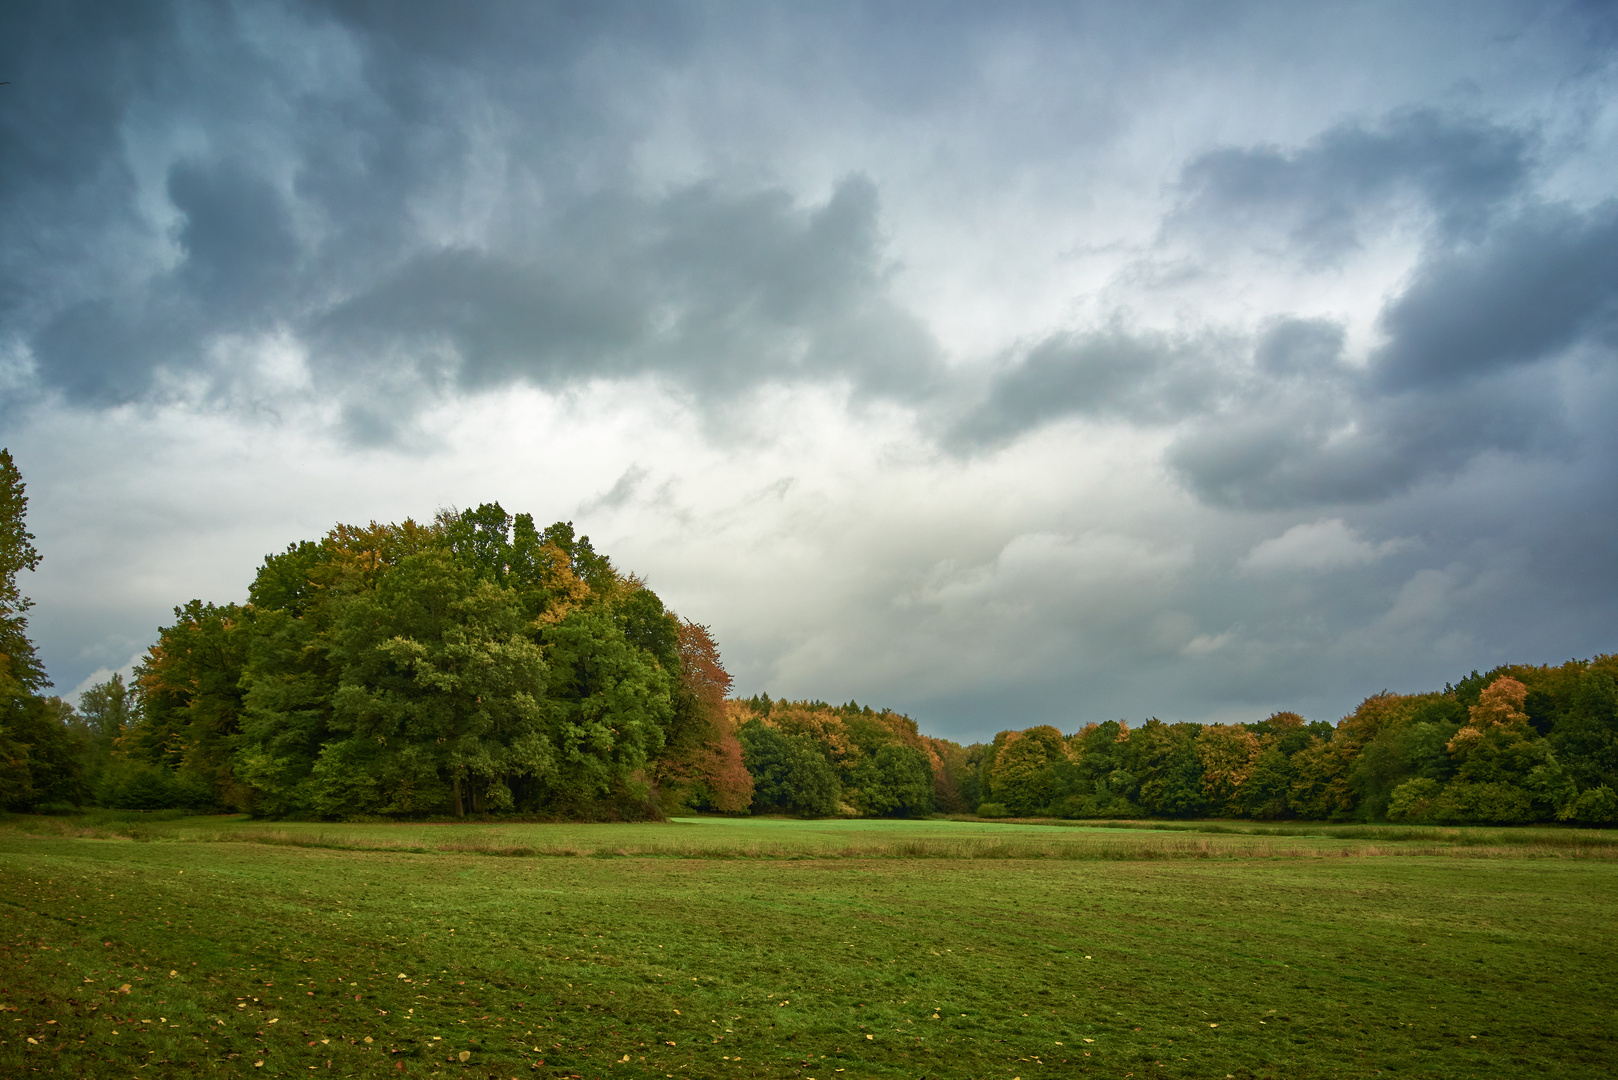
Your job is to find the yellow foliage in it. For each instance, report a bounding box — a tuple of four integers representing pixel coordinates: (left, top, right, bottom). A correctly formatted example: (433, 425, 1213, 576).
(1469, 677, 1529, 728)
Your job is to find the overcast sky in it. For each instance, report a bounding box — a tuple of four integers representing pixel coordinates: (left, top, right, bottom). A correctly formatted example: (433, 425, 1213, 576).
(3, 1, 1616, 741)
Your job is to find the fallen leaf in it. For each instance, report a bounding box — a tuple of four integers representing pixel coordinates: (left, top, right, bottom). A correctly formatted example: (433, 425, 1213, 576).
(458, 1050, 471, 1062)
(27, 1038, 37, 1045)
(169, 971, 177, 978)
(865, 1034, 874, 1041)
(364, 1036, 373, 1044)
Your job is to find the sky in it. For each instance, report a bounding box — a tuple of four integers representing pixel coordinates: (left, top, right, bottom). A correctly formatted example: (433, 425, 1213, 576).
(3, 1, 1616, 742)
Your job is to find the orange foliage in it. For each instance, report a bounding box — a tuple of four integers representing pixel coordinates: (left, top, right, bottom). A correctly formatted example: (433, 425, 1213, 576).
(677, 620, 733, 713)
(1470, 677, 1529, 728)
(1338, 692, 1409, 747)
(1448, 676, 1530, 754)
(761, 704, 859, 769)
(659, 621, 751, 813)
(1196, 723, 1261, 809)
(1265, 711, 1305, 731)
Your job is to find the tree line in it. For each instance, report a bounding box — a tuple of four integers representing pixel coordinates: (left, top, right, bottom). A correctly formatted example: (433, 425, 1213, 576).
(2, 448, 1614, 823)
(954, 660, 1617, 824)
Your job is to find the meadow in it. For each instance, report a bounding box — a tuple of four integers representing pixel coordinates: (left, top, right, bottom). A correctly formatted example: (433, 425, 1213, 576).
(1, 815, 1614, 1080)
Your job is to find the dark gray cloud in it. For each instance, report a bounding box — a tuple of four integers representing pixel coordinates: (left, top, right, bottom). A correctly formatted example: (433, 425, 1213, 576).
(1171, 109, 1535, 261)
(1167, 195, 1618, 508)
(315, 177, 940, 405)
(3, 1, 941, 428)
(947, 327, 1230, 447)
(1373, 201, 1618, 390)
(957, 105, 1615, 509)
(1167, 367, 1569, 508)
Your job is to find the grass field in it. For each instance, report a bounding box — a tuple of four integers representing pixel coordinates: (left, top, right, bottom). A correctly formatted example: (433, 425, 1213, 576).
(2, 815, 1614, 1079)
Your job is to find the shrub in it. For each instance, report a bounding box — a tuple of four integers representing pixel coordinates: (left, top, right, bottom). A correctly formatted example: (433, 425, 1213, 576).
(974, 801, 1011, 818)
(1568, 785, 1618, 824)
(1432, 781, 1534, 824)
(1386, 777, 1441, 822)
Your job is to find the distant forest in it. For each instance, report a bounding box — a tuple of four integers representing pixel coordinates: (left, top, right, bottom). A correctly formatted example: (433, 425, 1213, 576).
(2, 452, 1615, 825)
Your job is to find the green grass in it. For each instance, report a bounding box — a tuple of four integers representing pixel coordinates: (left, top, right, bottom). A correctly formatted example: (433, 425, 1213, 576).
(2, 815, 1614, 1079)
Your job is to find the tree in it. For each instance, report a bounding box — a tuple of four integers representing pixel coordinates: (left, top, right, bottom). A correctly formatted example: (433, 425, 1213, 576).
(311, 549, 558, 816)
(1065, 720, 1140, 817)
(738, 719, 841, 816)
(1196, 724, 1260, 814)
(1288, 732, 1356, 821)
(0, 449, 45, 696)
(850, 743, 934, 817)
(990, 729, 1060, 816)
(131, 600, 252, 807)
(1132, 720, 1206, 818)
(540, 606, 673, 812)
(656, 621, 752, 814)
(1550, 666, 1618, 790)
(0, 450, 84, 809)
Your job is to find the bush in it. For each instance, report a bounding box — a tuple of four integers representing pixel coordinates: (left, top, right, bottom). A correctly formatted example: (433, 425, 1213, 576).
(1568, 785, 1618, 825)
(974, 801, 1011, 818)
(1055, 792, 1143, 819)
(96, 762, 216, 811)
(1433, 781, 1535, 824)
(1387, 777, 1442, 822)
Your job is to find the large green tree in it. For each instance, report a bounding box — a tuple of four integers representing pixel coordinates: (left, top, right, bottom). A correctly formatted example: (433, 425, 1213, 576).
(0, 449, 45, 696)
(0, 450, 86, 809)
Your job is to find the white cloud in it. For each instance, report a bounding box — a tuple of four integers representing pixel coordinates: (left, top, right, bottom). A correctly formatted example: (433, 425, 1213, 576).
(1239, 518, 1412, 574)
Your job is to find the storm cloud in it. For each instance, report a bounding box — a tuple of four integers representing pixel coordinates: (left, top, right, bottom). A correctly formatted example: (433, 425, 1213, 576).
(3, 0, 1616, 737)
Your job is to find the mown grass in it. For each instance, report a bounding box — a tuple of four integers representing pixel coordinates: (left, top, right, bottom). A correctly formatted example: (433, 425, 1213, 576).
(1, 815, 1614, 1079)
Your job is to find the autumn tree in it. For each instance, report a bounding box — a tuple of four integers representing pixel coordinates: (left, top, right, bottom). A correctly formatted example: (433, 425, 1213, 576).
(655, 620, 752, 814)
(1195, 724, 1260, 814)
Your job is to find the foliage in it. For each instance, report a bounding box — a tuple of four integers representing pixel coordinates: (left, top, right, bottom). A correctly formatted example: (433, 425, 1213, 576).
(0, 449, 82, 810)
(96, 505, 738, 820)
(959, 656, 1618, 825)
(0, 448, 46, 696)
(731, 696, 961, 817)
(736, 719, 842, 816)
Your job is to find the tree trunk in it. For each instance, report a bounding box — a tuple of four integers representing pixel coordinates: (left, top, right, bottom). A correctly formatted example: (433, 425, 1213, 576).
(453, 774, 464, 816)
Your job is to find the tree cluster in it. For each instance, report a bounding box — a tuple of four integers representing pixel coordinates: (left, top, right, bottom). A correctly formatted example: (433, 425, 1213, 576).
(7, 497, 754, 819)
(962, 659, 1618, 825)
(3, 449, 1614, 824)
(731, 694, 966, 817)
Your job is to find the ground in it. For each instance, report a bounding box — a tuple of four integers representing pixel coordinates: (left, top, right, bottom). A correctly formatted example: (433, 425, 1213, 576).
(1, 814, 1614, 1078)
